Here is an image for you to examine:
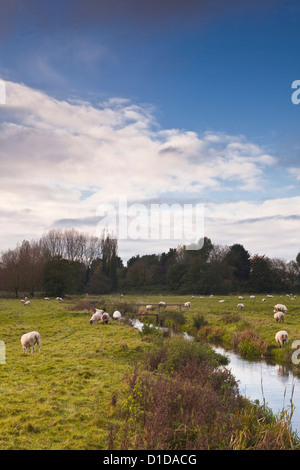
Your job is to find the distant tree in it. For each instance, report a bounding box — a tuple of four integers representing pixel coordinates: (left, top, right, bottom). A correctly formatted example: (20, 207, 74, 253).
(43, 257, 86, 296)
(1, 246, 21, 297)
(225, 244, 251, 286)
(249, 255, 274, 293)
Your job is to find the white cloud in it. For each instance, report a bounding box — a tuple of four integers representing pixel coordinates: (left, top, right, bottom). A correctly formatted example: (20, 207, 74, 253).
(0, 80, 299, 261)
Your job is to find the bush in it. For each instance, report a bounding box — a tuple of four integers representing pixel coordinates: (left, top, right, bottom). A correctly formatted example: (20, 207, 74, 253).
(231, 329, 268, 359)
(158, 310, 186, 333)
(121, 344, 245, 450)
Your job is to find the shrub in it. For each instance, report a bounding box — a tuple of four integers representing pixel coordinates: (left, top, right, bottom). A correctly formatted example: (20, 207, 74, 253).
(158, 310, 186, 333)
(231, 329, 268, 359)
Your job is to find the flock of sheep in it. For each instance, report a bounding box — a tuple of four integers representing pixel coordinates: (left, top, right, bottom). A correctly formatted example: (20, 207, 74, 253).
(235, 296, 289, 348)
(19, 294, 292, 354)
(20, 298, 124, 353)
(223, 295, 289, 348)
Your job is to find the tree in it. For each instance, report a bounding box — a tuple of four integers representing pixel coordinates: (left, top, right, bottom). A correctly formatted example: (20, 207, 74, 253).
(1, 246, 21, 297)
(249, 255, 274, 293)
(225, 244, 251, 287)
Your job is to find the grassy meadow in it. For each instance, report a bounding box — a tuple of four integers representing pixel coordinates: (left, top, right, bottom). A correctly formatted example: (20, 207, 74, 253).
(0, 296, 153, 449)
(1, 293, 300, 450)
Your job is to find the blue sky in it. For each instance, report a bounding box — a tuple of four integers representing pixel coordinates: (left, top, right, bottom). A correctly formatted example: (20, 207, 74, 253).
(0, 0, 300, 262)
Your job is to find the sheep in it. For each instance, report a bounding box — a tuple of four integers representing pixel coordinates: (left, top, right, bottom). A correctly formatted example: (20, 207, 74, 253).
(274, 304, 288, 313)
(101, 312, 109, 324)
(184, 301, 191, 308)
(145, 305, 153, 311)
(238, 296, 244, 300)
(219, 299, 225, 303)
(89, 312, 102, 324)
(95, 308, 104, 314)
(250, 295, 256, 299)
(113, 310, 122, 320)
(158, 301, 166, 308)
(275, 330, 288, 348)
(274, 311, 284, 323)
(237, 303, 244, 310)
(21, 331, 41, 353)
(56, 297, 63, 301)
(43, 297, 50, 301)
(24, 301, 31, 306)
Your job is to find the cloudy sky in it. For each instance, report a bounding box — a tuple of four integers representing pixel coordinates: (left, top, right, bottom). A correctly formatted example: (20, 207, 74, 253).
(0, 0, 300, 262)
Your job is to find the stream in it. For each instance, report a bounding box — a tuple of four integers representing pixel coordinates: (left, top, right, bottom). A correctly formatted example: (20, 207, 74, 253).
(132, 319, 300, 436)
(213, 345, 300, 436)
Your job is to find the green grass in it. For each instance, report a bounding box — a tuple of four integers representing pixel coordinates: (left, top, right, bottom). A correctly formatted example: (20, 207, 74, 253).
(106, 292, 300, 365)
(0, 297, 151, 449)
(1, 293, 300, 449)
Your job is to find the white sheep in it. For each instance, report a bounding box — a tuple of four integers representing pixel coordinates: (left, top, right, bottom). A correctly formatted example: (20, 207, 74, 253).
(238, 296, 244, 300)
(113, 310, 122, 320)
(159, 301, 166, 308)
(101, 312, 110, 324)
(250, 295, 256, 299)
(184, 302, 191, 308)
(274, 304, 288, 313)
(219, 299, 225, 303)
(95, 308, 104, 314)
(21, 331, 41, 353)
(275, 330, 288, 347)
(237, 303, 244, 310)
(24, 301, 31, 306)
(145, 305, 153, 311)
(274, 311, 284, 323)
(56, 297, 63, 301)
(89, 312, 102, 324)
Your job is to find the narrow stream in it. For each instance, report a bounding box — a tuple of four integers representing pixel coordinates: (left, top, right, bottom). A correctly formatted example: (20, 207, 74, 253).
(213, 345, 300, 435)
(132, 319, 300, 436)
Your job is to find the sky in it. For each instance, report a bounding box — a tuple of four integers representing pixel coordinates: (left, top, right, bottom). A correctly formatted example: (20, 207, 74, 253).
(0, 0, 300, 263)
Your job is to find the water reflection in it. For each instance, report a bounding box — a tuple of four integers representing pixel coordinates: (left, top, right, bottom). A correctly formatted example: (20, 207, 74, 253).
(213, 346, 299, 434)
(131, 319, 300, 435)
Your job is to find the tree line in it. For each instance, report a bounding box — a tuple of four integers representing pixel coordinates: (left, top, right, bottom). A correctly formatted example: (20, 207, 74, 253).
(0, 229, 300, 297)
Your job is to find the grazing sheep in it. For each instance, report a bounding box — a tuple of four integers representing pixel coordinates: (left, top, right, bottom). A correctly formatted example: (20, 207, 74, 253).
(275, 330, 288, 348)
(101, 312, 109, 324)
(250, 295, 256, 299)
(237, 303, 244, 310)
(159, 301, 166, 308)
(219, 299, 225, 303)
(238, 296, 244, 300)
(43, 297, 50, 300)
(113, 310, 122, 320)
(89, 312, 102, 324)
(24, 301, 31, 306)
(21, 331, 41, 353)
(262, 298, 266, 302)
(274, 304, 288, 313)
(56, 297, 63, 301)
(184, 302, 191, 308)
(274, 311, 284, 323)
(95, 308, 104, 314)
(145, 305, 153, 311)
